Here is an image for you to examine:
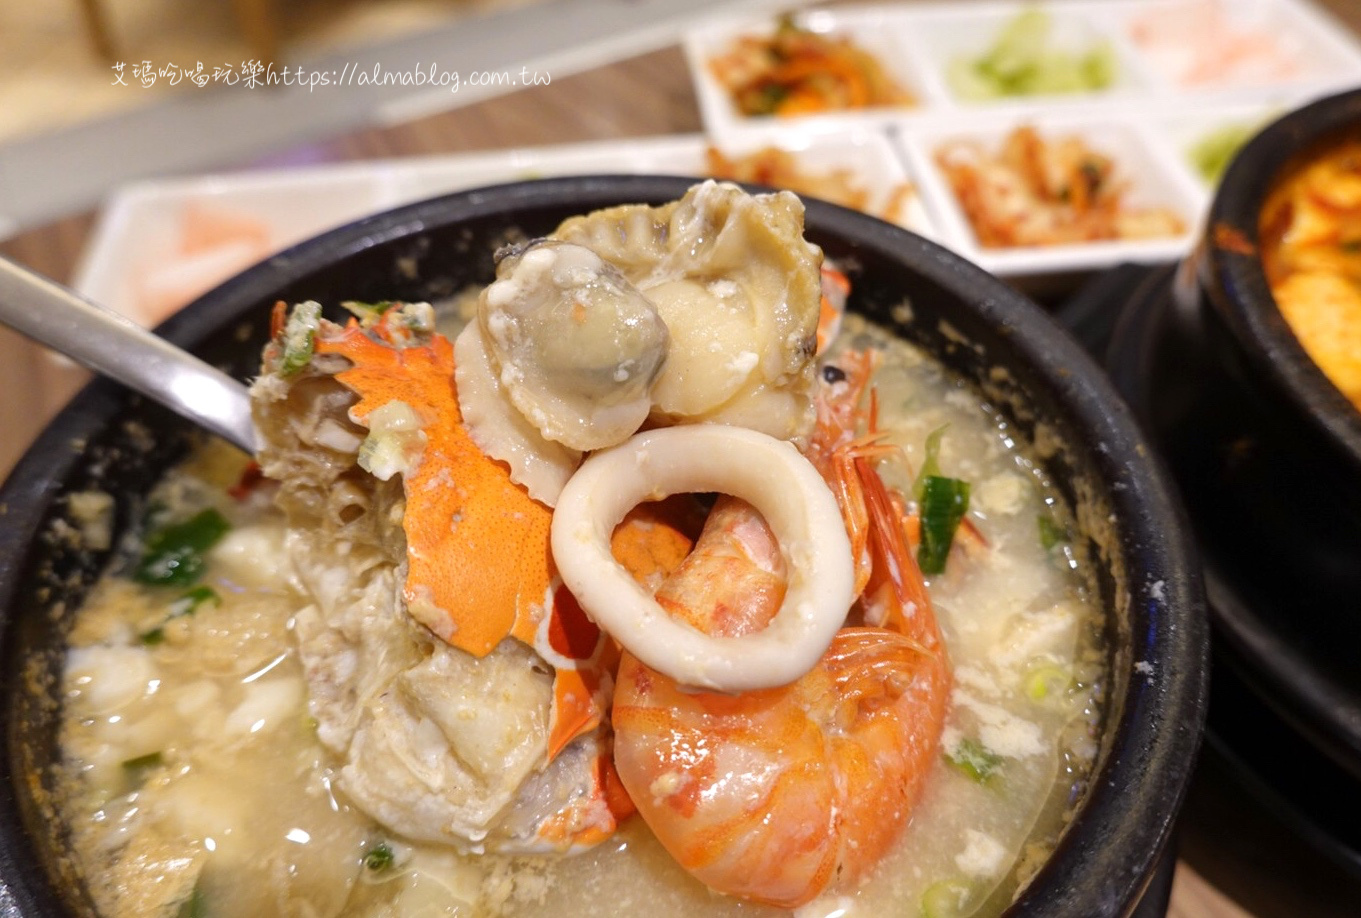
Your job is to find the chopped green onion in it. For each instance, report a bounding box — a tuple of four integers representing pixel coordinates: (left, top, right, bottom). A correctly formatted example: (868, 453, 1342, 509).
(364, 842, 395, 872)
(279, 301, 322, 376)
(341, 300, 397, 322)
(134, 509, 230, 586)
(122, 751, 163, 772)
(139, 586, 222, 643)
(1026, 664, 1072, 702)
(917, 476, 970, 575)
(1037, 510, 1068, 551)
(913, 425, 949, 500)
(169, 586, 221, 616)
(947, 737, 1002, 782)
(122, 751, 164, 787)
(921, 877, 973, 918)
(175, 881, 207, 918)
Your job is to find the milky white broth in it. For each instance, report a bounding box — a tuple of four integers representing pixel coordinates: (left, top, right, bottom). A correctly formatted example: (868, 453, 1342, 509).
(55, 313, 1104, 918)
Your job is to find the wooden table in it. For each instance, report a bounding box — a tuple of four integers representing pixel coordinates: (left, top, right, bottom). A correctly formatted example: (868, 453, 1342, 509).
(4, 7, 1361, 915)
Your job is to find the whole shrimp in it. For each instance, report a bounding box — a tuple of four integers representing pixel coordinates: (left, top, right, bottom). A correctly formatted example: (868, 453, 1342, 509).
(610, 348, 952, 908)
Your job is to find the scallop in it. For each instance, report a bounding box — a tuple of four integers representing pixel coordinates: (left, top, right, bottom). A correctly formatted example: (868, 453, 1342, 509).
(454, 320, 581, 506)
(477, 240, 670, 452)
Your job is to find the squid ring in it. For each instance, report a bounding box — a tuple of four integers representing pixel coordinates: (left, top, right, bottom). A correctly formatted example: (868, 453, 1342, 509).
(551, 425, 855, 692)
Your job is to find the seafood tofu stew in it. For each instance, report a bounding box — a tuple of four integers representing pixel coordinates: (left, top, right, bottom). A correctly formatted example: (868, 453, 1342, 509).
(55, 183, 1105, 917)
(1259, 134, 1361, 412)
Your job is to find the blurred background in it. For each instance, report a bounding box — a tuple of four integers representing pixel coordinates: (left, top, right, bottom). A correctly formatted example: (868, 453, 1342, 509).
(0, 0, 776, 233)
(0, 0, 539, 144)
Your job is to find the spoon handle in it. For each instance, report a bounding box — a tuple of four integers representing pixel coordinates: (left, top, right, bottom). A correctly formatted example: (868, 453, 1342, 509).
(0, 256, 257, 453)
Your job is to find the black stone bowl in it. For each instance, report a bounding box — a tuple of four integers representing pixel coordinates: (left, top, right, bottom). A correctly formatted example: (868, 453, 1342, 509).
(0, 176, 1206, 917)
(1106, 90, 1361, 780)
(1105, 264, 1361, 878)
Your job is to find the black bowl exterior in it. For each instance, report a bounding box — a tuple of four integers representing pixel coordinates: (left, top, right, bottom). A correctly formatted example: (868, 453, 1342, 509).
(0, 176, 1207, 917)
(1161, 89, 1361, 775)
(1105, 267, 1361, 878)
(1204, 89, 1361, 463)
(1200, 89, 1361, 602)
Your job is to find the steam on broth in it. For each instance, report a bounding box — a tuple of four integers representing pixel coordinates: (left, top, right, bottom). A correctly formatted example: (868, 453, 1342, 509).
(55, 184, 1103, 918)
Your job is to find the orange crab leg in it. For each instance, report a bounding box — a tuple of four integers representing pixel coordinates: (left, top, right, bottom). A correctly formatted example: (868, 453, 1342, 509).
(536, 584, 616, 761)
(533, 751, 636, 850)
(315, 320, 607, 760)
(317, 322, 551, 654)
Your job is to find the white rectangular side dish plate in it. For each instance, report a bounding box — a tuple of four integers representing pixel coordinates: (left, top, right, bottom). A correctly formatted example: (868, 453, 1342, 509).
(73, 130, 931, 326)
(680, 0, 1361, 280)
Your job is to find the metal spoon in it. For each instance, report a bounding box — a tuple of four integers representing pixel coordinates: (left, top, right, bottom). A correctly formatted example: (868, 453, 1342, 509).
(0, 255, 257, 452)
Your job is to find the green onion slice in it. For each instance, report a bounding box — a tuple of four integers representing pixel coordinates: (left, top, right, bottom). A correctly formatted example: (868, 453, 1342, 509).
(122, 751, 163, 772)
(169, 586, 221, 616)
(1026, 664, 1072, 702)
(122, 751, 165, 788)
(947, 737, 1002, 782)
(175, 880, 207, 918)
(279, 301, 322, 376)
(1037, 509, 1068, 551)
(134, 509, 230, 586)
(917, 476, 970, 575)
(341, 300, 397, 322)
(364, 842, 395, 872)
(921, 877, 974, 918)
(140, 586, 222, 643)
(913, 425, 949, 501)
